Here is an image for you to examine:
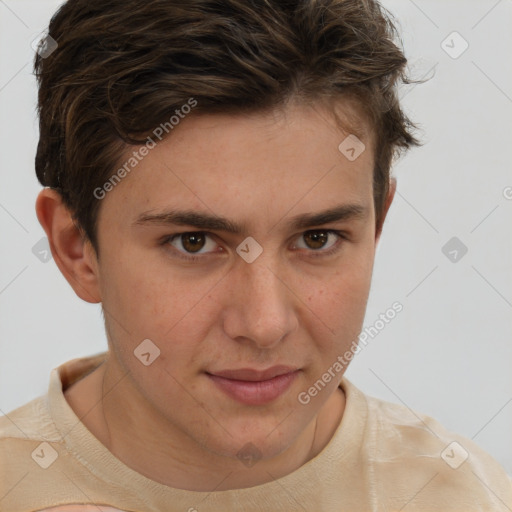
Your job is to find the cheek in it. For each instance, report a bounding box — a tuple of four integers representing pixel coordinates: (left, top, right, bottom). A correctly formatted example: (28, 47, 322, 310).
(304, 253, 374, 344)
(99, 257, 223, 366)
(101, 251, 212, 329)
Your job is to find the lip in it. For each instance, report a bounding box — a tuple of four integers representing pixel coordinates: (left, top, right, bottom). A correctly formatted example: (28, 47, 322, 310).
(206, 366, 299, 405)
(210, 365, 297, 382)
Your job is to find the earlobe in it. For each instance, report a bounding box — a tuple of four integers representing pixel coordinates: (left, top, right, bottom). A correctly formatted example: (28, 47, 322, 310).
(35, 188, 101, 304)
(375, 177, 397, 243)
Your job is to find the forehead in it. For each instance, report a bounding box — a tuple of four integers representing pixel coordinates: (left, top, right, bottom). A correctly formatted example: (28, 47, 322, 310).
(98, 100, 375, 233)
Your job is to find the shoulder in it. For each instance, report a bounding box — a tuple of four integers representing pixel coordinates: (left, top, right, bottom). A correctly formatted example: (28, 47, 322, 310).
(0, 394, 63, 495)
(355, 384, 512, 508)
(0, 394, 59, 442)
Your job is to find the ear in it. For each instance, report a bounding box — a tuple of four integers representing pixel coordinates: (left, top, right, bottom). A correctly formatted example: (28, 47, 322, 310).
(375, 177, 396, 243)
(35, 188, 101, 304)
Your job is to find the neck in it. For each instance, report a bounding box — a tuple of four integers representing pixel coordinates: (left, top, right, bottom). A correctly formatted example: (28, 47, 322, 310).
(65, 355, 345, 491)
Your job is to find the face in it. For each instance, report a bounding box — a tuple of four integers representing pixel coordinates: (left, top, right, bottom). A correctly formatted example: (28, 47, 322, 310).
(93, 100, 378, 460)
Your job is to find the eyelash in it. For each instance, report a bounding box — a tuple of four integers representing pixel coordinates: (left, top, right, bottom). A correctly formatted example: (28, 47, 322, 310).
(160, 230, 347, 262)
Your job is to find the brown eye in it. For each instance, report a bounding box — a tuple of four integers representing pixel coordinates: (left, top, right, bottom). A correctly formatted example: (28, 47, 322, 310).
(168, 231, 219, 256)
(165, 231, 221, 260)
(303, 230, 329, 249)
(293, 230, 343, 255)
(180, 232, 206, 253)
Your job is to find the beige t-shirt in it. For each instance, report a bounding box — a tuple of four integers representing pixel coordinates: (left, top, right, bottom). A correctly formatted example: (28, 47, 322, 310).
(1, 352, 511, 512)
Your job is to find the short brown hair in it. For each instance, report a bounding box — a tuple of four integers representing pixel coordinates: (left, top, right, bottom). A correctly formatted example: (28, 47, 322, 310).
(34, 0, 418, 254)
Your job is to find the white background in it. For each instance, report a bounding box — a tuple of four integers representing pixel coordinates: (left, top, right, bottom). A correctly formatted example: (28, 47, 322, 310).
(0, 0, 511, 475)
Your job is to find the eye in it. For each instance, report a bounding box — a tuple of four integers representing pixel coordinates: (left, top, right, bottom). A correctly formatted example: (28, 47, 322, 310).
(162, 229, 345, 262)
(167, 232, 219, 255)
(293, 229, 343, 253)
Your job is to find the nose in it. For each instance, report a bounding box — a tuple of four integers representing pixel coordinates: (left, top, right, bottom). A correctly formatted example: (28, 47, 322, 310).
(221, 257, 298, 350)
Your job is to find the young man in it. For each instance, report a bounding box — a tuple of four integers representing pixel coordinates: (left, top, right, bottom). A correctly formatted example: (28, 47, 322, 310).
(1, 0, 510, 510)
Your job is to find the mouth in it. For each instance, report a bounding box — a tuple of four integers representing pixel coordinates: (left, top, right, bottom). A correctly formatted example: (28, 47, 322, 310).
(206, 366, 300, 406)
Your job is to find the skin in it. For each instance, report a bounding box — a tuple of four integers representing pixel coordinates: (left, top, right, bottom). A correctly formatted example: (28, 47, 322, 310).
(36, 99, 395, 493)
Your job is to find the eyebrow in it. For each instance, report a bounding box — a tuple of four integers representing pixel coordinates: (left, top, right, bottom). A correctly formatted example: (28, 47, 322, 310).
(133, 204, 368, 234)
